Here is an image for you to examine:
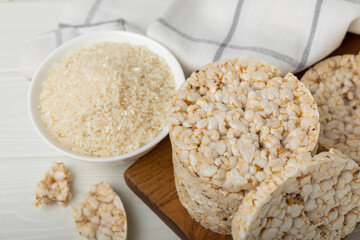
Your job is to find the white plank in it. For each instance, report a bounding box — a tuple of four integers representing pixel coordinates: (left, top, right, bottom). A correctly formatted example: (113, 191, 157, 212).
(0, 157, 178, 239)
(0, 0, 68, 70)
(0, 1, 69, 158)
(0, 73, 62, 158)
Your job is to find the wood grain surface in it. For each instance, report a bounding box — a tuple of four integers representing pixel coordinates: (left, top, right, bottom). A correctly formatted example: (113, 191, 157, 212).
(124, 32, 360, 240)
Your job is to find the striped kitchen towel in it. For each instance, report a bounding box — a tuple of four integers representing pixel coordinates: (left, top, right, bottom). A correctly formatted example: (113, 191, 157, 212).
(21, 0, 360, 79)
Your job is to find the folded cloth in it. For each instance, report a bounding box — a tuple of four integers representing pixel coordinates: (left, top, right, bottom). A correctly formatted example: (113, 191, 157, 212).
(21, 0, 360, 79)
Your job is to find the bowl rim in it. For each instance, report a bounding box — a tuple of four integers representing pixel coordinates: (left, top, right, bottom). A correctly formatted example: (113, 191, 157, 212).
(28, 31, 184, 163)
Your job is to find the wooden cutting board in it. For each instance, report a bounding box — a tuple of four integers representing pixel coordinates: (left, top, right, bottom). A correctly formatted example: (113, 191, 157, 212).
(124, 33, 360, 240)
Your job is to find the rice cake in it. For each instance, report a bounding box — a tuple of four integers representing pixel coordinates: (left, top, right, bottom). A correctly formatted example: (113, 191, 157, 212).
(170, 58, 319, 192)
(301, 53, 360, 162)
(232, 149, 360, 240)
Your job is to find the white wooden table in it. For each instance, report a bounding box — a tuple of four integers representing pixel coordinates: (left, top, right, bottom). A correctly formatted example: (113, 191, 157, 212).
(1, 1, 360, 240)
(0, 0, 178, 239)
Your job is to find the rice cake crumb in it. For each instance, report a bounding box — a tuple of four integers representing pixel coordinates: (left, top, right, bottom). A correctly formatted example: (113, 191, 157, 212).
(35, 161, 72, 206)
(72, 182, 127, 240)
(301, 53, 360, 162)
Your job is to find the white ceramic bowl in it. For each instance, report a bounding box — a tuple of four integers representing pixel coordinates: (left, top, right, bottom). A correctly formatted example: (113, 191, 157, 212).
(28, 31, 184, 164)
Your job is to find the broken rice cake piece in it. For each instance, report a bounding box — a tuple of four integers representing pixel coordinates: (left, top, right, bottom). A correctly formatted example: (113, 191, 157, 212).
(72, 182, 127, 240)
(35, 161, 72, 206)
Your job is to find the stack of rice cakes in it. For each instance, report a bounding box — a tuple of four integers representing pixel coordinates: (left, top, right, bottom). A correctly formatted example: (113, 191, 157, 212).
(169, 59, 320, 234)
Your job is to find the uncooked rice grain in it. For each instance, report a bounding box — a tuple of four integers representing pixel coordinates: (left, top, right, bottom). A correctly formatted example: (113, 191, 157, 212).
(40, 42, 175, 157)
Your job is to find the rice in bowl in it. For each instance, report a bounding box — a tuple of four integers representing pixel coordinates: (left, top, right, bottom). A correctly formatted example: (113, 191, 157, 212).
(39, 42, 175, 157)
